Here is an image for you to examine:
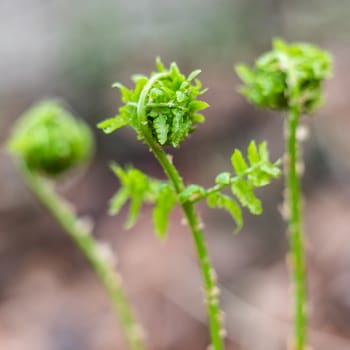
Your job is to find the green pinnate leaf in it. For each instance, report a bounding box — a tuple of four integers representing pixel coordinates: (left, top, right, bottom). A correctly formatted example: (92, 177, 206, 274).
(207, 192, 243, 233)
(153, 184, 177, 240)
(97, 115, 129, 134)
(231, 149, 248, 175)
(109, 187, 129, 216)
(109, 163, 163, 229)
(154, 115, 169, 145)
(124, 170, 150, 228)
(231, 180, 262, 215)
(204, 141, 280, 227)
(126, 190, 145, 229)
(247, 169, 272, 187)
(170, 110, 187, 147)
(247, 140, 260, 165)
(258, 141, 269, 162)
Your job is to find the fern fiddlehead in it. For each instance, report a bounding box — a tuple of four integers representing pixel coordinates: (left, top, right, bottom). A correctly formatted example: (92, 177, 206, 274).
(100, 60, 225, 350)
(99, 59, 281, 350)
(7, 100, 147, 350)
(236, 39, 332, 350)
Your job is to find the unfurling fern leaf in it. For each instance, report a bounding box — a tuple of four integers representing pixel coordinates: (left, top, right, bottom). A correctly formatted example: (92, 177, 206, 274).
(98, 58, 208, 147)
(229, 140, 280, 214)
(109, 163, 178, 236)
(109, 164, 157, 228)
(179, 140, 281, 231)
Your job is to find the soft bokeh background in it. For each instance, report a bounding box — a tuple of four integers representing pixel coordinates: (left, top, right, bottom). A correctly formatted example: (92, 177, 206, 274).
(1, 1, 350, 349)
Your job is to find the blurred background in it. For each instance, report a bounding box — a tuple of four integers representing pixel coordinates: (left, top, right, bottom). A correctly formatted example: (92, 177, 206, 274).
(1, 0, 350, 349)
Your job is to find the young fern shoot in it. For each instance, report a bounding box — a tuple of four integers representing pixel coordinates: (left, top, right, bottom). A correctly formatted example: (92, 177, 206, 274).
(236, 39, 332, 350)
(99, 59, 281, 350)
(7, 100, 147, 350)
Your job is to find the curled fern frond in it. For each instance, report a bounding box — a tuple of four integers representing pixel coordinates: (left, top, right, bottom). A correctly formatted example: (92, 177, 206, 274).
(7, 100, 94, 176)
(109, 163, 178, 237)
(98, 58, 209, 147)
(235, 39, 332, 113)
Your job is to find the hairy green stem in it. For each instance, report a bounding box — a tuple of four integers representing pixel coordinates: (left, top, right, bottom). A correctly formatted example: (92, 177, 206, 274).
(19, 163, 147, 350)
(285, 106, 307, 350)
(137, 73, 225, 350)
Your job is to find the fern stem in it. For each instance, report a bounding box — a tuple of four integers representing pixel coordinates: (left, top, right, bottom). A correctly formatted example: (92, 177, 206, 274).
(181, 201, 225, 350)
(137, 74, 225, 350)
(20, 163, 147, 350)
(285, 105, 307, 350)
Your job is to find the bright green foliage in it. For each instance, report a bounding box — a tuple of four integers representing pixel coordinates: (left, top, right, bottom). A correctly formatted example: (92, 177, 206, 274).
(153, 184, 178, 240)
(236, 39, 332, 113)
(229, 141, 281, 215)
(231, 149, 248, 175)
(97, 55, 288, 350)
(180, 141, 281, 232)
(207, 192, 243, 233)
(110, 164, 159, 228)
(98, 58, 209, 147)
(179, 184, 207, 203)
(108, 139, 281, 236)
(231, 180, 262, 215)
(7, 100, 93, 176)
(109, 163, 178, 237)
(215, 172, 231, 185)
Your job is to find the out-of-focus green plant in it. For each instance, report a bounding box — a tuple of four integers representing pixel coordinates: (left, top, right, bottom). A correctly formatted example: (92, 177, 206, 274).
(236, 39, 331, 113)
(99, 59, 281, 350)
(236, 39, 332, 350)
(7, 100, 93, 176)
(7, 100, 147, 350)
